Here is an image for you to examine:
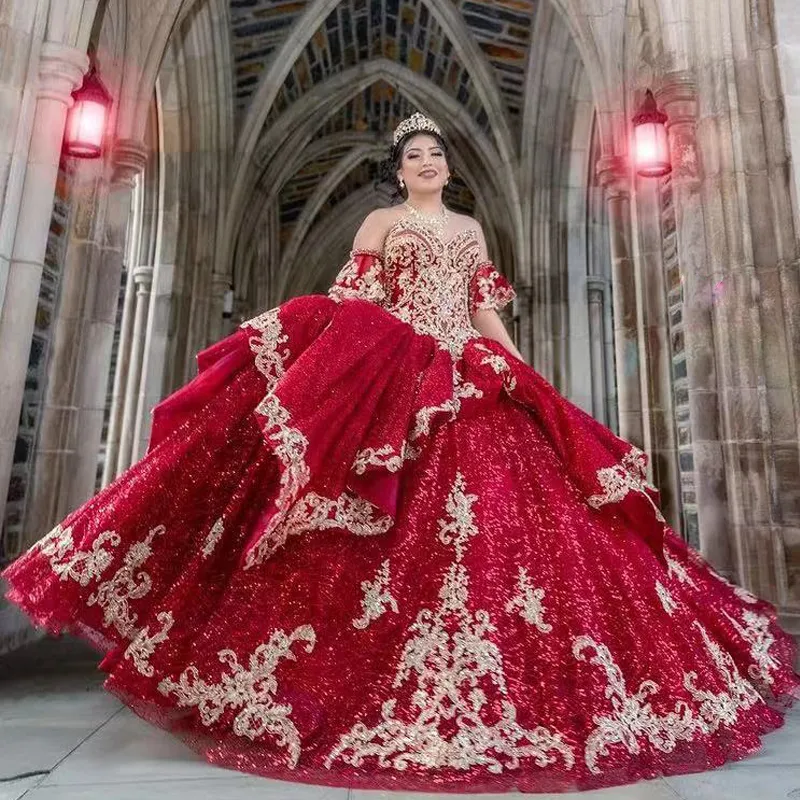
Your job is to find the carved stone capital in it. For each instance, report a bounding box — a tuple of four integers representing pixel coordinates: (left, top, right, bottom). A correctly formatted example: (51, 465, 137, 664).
(586, 275, 607, 299)
(655, 72, 698, 129)
(656, 72, 700, 183)
(112, 139, 149, 187)
(132, 265, 154, 289)
(596, 155, 629, 198)
(38, 42, 89, 105)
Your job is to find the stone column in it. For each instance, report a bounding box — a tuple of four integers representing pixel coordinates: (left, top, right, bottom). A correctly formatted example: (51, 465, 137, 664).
(116, 264, 153, 473)
(0, 3, 46, 310)
(22, 159, 110, 544)
(657, 74, 730, 572)
(132, 252, 178, 462)
(101, 241, 139, 487)
(0, 42, 88, 527)
(22, 143, 146, 541)
(597, 155, 644, 448)
(586, 276, 608, 424)
(634, 176, 682, 533)
(512, 284, 534, 366)
(67, 141, 147, 503)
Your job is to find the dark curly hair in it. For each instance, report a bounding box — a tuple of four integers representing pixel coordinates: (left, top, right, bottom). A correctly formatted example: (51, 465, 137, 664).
(377, 128, 451, 201)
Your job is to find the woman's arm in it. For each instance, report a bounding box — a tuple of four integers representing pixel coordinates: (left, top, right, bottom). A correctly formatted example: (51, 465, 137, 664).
(471, 308, 525, 362)
(468, 220, 525, 363)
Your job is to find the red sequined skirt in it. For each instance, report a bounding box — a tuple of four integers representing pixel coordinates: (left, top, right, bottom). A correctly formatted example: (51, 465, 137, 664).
(4, 294, 799, 793)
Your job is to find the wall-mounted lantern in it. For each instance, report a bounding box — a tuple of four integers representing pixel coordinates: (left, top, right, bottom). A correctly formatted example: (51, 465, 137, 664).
(63, 63, 112, 159)
(632, 89, 671, 178)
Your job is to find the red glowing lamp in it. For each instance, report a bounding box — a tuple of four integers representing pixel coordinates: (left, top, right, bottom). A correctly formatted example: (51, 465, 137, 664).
(632, 89, 670, 178)
(64, 64, 112, 159)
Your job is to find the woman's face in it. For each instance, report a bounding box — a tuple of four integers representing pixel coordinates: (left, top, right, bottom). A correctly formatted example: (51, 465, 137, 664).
(397, 133, 450, 197)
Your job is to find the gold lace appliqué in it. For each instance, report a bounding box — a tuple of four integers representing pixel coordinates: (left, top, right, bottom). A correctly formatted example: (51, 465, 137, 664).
(86, 524, 166, 638)
(326, 470, 575, 773)
(245, 392, 311, 568)
(655, 580, 678, 616)
(352, 559, 399, 630)
(573, 635, 697, 773)
(506, 567, 552, 633)
(685, 620, 763, 724)
(587, 448, 665, 523)
(124, 610, 174, 677)
(721, 608, 778, 689)
(327, 251, 387, 305)
(158, 625, 316, 768)
(573, 621, 763, 774)
(435, 471, 479, 560)
(410, 362, 483, 443)
(474, 342, 517, 390)
(240, 306, 290, 384)
(202, 518, 224, 557)
(470, 262, 517, 314)
(664, 549, 699, 590)
(37, 524, 120, 587)
(353, 444, 405, 475)
(280, 490, 394, 539)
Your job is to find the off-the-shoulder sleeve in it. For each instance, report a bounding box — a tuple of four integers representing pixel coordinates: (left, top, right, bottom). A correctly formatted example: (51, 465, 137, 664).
(468, 261, 516, 316)
(327, 249, 387, 306)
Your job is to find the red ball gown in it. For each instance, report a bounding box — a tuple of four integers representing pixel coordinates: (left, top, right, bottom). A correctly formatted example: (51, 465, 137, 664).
(3, 217, 799, 793)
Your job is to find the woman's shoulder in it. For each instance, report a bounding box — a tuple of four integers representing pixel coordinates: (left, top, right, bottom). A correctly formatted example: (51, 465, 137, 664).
(448, 210, 483, 236)
(352, 207, 404, 252)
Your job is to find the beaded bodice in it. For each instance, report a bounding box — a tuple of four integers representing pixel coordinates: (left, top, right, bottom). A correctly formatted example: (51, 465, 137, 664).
(380, 219, 484, 358)
(327, 216, 516, 360)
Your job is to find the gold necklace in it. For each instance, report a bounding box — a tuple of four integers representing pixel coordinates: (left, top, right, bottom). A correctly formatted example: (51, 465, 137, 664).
(404, 201, 449, 237)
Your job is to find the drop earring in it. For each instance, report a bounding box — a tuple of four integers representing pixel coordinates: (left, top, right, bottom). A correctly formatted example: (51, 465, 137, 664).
(398, 177, 405, 189)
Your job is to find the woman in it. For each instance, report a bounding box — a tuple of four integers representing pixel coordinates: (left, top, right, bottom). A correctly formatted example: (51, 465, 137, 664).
(4, 112, 798, 794)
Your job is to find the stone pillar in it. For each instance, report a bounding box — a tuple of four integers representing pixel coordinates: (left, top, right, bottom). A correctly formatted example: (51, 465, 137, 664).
(657, 75, 730, 572)
(513, 284, 534, 367)
(116, 264, 153, 473)
(101, 247, 138, 487)
(0, 42, 88, 528)
(132, 253, 177, 461)
(67, 141, 147, 503)
(22, 159, 110, 544)
(597, 155, 644, 448)
(586, 276, 608, 424)
(634, 176, 682, 534)
(602, 283, 618, 436)
(0, 3, 46, 310)
(692, 0, 800, 617)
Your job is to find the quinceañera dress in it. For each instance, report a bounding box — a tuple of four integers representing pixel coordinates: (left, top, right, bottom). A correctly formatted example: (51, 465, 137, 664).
(4, 215, 799, 794)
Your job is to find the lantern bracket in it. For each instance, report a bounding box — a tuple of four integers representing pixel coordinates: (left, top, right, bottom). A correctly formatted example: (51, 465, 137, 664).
(632, 89, 667, 127)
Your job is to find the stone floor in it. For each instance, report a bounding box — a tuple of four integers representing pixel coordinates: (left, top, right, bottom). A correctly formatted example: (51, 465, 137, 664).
(0, 637, 798, 800)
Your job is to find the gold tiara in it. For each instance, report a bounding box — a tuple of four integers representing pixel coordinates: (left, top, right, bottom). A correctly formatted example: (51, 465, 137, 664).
(392, 112, 443, 146)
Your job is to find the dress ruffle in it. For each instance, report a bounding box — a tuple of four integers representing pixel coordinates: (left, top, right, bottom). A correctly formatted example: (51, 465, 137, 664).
(149, 294, 667, 570)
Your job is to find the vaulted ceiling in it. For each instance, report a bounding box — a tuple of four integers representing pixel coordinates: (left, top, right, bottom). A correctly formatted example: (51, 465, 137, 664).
(231, 0, 536, 124)
(227, 0, 540, 295)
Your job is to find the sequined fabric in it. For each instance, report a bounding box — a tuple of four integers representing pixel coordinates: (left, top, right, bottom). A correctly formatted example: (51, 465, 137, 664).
(3, 218, 799, 794)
